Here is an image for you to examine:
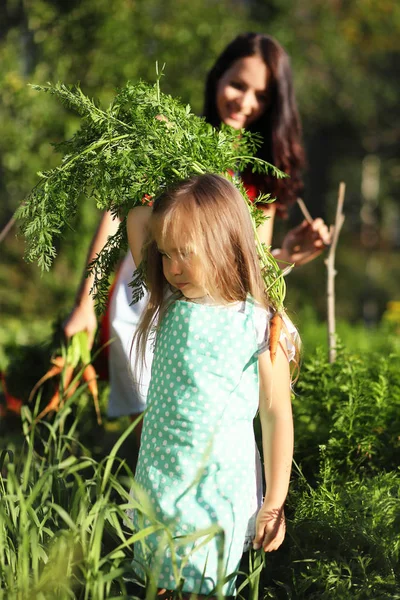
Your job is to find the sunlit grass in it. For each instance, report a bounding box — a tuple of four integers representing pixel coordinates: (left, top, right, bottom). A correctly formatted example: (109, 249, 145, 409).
(1, 331, 399, 598)
(0, 393, 264, 599)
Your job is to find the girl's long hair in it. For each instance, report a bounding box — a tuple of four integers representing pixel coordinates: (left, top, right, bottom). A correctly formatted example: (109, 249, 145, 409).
(203, 32, 305, 217)
(134, 174, 269, 371)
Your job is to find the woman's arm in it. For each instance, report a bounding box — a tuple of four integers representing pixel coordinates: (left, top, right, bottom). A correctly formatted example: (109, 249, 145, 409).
(256, 204, 276, 247)
(253, 343, 294, 552)
(126, 206, 153, 267)
(63, 211, 121, 346)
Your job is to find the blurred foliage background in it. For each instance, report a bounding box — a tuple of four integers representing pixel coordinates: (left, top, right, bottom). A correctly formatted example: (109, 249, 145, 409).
(1, 0, 400, 349)
(1, 5, 399, 595)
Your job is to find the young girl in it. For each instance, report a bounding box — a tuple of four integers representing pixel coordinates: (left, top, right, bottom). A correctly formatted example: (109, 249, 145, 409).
(127, 174, 296, 596)
(63, 33, 326, 428)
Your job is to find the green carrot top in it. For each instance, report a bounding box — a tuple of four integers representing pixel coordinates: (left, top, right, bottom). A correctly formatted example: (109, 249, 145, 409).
(17, 75, 288, 311)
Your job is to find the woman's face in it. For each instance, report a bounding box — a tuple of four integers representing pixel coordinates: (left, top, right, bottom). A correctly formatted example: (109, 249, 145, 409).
(216, 55, 271, 130)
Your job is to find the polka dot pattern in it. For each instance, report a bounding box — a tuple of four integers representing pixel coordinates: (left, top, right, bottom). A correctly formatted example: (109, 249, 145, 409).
(132, 298, 263, 595)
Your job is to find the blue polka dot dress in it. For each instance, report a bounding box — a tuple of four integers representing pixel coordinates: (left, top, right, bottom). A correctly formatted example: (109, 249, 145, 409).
(132, 297, 268, 595)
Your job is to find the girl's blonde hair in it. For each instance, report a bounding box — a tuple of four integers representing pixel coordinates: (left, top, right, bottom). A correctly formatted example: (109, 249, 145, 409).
(134, 173, 270, 368)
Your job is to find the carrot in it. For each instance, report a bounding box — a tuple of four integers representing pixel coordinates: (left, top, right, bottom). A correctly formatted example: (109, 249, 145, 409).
(64, 378, 80, 399)
(28, 356, 65, 403)
(0, 372, 23, 416)
(30, 350, 102, 425)
(269, 313, 283, 365)
(35, 389, 60, 422)
(59, 365, 75, 409)
(82, 364, 102, 425)
(6, 396, 23, 415)
(34, 363, 75, 420)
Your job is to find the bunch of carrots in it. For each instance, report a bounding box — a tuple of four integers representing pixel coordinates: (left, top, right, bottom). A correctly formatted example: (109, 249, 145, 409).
(0, 332, 101, 425)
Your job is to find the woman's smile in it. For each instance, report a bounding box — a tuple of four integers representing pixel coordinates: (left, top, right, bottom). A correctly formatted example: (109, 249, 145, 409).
(216, 55, 270, 129)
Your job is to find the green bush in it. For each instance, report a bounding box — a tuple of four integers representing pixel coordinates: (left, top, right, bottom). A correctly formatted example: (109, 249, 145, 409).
(260, 468, 400, 599)
(293, 347, 400, 479)
(255, 346, 400, 599)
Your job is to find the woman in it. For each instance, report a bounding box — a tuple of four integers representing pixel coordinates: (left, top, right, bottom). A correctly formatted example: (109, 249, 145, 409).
(205, 32, 321, 260)
(64, 33, 329, 427)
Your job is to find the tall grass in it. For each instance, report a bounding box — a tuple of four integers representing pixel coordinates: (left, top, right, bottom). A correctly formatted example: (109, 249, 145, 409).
(1, 326, 399, 598)
(0, 390, 262, 599)
(0, 397, 137, 599)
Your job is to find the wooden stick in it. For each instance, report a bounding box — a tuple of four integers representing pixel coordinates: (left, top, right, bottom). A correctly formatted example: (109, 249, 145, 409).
(0, 214, 17, 244)
(325, 182, 346, 363)
(296, 198, 314, 225)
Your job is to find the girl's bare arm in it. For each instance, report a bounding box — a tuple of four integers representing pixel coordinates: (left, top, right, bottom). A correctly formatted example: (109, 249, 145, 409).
(256, 204, 276, 247)
(126, 206, 152, 267)
(253, 343, 293, 552)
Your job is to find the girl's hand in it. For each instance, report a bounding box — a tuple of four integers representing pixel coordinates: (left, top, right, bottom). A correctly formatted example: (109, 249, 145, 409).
(280, 218, 331, 266)
(253, 503, 286, 552)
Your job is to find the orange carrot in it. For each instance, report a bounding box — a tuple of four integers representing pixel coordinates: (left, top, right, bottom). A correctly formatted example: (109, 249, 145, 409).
(269, 313, 283, 365)
(34, 363, 74, 421)
(28, 356, 65, 403)
(6, 396, 23, 415)
(65, 378, 80, 399)
(35, 389, 60, 422)
(30, 354, 102, 425)
(82, 364, 102, 425)
(59, 365, 75, 409)
(0, 372, 23, 416)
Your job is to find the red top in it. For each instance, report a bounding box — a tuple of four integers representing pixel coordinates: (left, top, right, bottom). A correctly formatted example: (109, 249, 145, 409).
(239, 170, 289, 218)
(240, 170, 260, 203)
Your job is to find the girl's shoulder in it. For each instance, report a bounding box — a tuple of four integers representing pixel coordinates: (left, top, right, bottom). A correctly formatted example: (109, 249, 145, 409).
(251, 300, 298, 362)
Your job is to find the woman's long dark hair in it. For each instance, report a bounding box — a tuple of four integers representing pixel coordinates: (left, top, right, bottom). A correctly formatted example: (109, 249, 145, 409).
(204, 32, 305, 217)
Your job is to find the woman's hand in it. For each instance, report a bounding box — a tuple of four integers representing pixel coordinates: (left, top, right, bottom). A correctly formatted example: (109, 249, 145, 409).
(63, 211, 120, 347)
(63, 303, 98, 348)
(279, 218, 331, 266)
(253, 502, 286, 552)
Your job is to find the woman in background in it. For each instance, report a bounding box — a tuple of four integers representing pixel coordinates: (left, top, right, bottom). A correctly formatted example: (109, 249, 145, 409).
(64, 32, 329, 427)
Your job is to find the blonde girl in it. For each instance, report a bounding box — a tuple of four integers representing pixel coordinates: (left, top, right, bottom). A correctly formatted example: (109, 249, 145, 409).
(127, 173, 296, 597)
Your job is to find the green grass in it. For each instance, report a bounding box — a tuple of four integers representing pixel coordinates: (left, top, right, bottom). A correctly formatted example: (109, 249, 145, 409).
(0, 396, 265, 599)
(0, 319, 399, 598)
